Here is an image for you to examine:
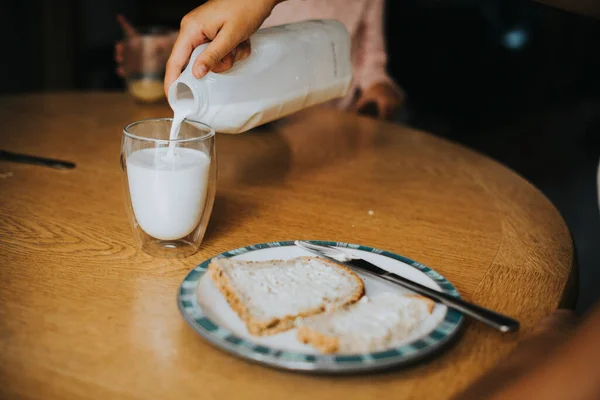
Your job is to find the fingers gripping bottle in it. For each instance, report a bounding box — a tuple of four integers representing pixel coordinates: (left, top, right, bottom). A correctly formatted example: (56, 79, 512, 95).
(168, 20, 353, 133)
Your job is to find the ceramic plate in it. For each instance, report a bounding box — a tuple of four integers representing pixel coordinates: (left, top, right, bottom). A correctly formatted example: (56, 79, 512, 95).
(177, 241, 463, 373)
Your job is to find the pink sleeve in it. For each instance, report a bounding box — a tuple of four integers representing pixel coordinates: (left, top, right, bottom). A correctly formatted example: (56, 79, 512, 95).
(357, 0, 400, 92)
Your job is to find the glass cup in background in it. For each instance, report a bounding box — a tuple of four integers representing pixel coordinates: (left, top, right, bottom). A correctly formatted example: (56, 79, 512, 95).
(122, 28, 176, 103)
(121, 118, 217, 257)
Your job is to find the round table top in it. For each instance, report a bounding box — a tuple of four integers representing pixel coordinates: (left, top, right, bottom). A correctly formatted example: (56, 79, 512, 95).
(0, 93, 574, 399)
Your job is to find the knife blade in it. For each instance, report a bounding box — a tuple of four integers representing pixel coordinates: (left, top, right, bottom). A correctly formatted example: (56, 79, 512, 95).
(0, 150, 76, 170)
(294, 240, 520, 333)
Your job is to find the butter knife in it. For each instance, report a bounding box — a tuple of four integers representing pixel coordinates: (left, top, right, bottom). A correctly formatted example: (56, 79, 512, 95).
(0, 150, 76, 170)
(294, 240, 520, 333)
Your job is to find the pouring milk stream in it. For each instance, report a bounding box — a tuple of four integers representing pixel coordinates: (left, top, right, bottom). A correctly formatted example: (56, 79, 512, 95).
(128, 20, 353, 241)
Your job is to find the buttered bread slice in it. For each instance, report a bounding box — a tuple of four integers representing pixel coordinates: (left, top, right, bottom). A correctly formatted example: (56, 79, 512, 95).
(297, 292, 435, 354)
(208, 256, 365, 336)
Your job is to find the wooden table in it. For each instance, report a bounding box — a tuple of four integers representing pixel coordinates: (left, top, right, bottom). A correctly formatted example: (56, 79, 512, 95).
(0, 93, 574, 399)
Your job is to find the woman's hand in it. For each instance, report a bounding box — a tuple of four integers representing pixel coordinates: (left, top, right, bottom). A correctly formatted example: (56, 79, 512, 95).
(164, 0, 283, 94)
(354, 82, 405, 120)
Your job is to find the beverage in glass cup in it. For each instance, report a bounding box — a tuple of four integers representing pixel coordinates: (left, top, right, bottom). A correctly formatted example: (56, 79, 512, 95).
(121, 118, 216, 257)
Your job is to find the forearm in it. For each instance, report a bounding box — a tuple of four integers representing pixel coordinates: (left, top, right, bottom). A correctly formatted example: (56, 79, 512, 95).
(453, 310, 577, 399)
(455, 305, 600, 400)
(358, 0, 396, 90)
(499, 304, 600, 399)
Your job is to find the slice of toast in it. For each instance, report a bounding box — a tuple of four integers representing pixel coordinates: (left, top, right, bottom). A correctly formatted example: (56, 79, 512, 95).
(297, 292, 435, 354)
(208, 256, 365, 336)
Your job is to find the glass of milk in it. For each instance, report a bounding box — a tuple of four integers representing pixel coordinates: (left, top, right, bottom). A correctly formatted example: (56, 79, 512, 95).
(121, 118, 216, 257)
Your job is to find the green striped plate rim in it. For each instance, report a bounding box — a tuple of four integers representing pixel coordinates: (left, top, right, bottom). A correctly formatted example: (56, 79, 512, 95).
(177, 241, 463, 373)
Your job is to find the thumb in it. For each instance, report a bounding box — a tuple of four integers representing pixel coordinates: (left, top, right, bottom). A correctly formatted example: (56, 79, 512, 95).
(192, 26, 241, 79)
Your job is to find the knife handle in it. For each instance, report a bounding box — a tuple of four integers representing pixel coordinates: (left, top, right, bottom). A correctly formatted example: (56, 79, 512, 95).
(381, 273, 520, 333)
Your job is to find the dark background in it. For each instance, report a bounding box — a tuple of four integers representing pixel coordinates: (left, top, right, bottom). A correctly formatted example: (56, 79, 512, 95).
(2, 0, 599, 311)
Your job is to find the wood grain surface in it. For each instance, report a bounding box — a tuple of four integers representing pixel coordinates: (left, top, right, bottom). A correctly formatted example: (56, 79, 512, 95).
(0, 93, 574, 400)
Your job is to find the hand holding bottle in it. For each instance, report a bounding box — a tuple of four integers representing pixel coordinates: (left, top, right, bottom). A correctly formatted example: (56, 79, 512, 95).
(164, 0, 284, 95)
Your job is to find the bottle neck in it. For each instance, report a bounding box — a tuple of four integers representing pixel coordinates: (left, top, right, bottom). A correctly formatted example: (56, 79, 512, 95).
(167, 78, 207, 117)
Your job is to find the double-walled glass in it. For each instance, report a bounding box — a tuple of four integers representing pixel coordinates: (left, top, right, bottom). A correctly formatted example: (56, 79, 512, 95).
(121, 118, 216, 257)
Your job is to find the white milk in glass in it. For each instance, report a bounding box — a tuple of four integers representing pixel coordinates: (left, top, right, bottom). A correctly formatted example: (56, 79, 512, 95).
(127, 96, 206, 241)
(127, 147, 210, 240)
